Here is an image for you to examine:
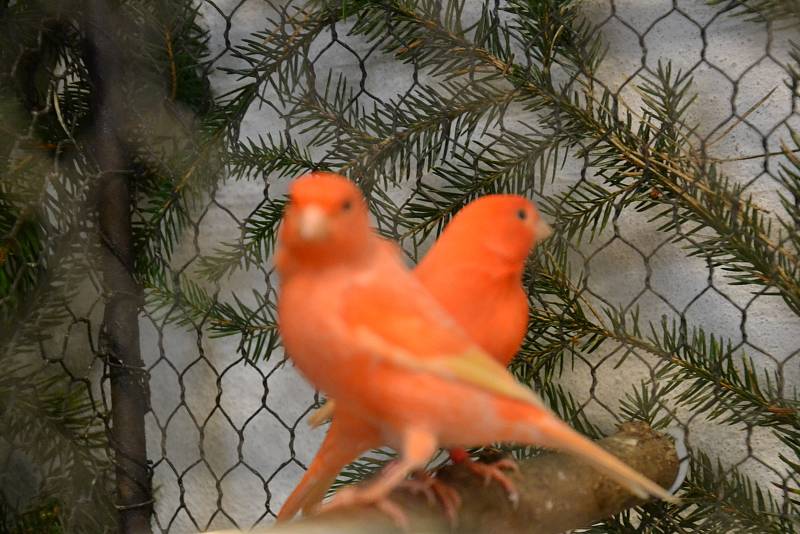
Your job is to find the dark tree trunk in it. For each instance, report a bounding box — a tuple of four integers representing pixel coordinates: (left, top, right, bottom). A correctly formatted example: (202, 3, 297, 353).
(84, 2, 153, 532)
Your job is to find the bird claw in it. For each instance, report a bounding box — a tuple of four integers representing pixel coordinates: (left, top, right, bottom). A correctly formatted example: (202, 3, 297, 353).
(401, 471, 462, 526)
(464, 457, 520, 507)
(319, 486, 410, 530)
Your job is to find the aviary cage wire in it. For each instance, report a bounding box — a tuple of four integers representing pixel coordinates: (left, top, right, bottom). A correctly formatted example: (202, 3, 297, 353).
(1, 1, 798, 532)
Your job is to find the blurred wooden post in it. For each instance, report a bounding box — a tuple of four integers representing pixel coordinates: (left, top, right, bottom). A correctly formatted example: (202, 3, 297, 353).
(85, 2, 153, 532)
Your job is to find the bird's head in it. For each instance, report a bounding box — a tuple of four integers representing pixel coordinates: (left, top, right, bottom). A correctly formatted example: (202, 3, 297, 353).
(443, 195, 552, 265)
(277, 172, 372, 272)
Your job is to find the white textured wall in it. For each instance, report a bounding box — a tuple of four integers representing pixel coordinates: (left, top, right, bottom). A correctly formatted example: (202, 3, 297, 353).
(141, 1, 800, 532)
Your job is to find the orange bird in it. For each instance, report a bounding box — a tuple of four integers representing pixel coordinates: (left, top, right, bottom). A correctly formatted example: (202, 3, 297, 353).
(276, 172, 674, 523)
(277, 193, 550, 521)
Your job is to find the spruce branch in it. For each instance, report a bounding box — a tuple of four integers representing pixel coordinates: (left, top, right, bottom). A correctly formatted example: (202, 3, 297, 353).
(228, 134, 329, 181)
(533, 247, 798, 432)
(399, 129, 563, 243)
(513, 251, 607, 383)
(775, 427, 800, 510)
(537, 379, 605, 440)
(338, 0, 602, 91)
(0, 496, 63, 534)
(329, 449, 397, 496)
(273, 68, 526, 234)
(129, 82, 269, 283)
(618, 380, 677, 432)
(292, 72, 522, 186)
(777, 130, 800, 253)
(678, 450, 794, 533)
(197, 196, 287, 282)
(226, 0, 351, 94)
(527, 247, 799, 524)
(0, 192, 98, 361)
(0, 194, 45, 324)
(603, 308, 798, 430)
(145, 273, 280, 362)
(539, 179, 644, 244)
(0, 364, 114, 532)
(324, 0, 511, 80)
(343, 0, 800, 317)
(709, 0, 800, 26)
(523, 256, 799, 529)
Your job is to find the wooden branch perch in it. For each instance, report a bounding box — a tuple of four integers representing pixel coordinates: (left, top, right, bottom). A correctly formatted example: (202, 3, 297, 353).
(208, 422, 678, 534)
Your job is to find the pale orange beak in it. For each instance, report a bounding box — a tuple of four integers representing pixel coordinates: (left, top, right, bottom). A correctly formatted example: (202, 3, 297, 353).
(298, 206, 329, 241)
(534, 218, 553, 242)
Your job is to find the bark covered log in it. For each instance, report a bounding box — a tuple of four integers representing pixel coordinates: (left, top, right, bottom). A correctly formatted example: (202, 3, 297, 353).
(209, 422, 679, 534)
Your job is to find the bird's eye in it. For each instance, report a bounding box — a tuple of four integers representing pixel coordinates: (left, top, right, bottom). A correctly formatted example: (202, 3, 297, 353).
(342, 199, 353, 212)
(516, 209, 527, 220)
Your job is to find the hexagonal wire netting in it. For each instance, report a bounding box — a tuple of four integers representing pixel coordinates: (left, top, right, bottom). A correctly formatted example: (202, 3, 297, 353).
(3, 0, 799, 533)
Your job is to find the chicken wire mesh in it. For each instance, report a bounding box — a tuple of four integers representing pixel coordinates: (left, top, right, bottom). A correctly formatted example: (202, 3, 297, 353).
(1, 0, 799, 533)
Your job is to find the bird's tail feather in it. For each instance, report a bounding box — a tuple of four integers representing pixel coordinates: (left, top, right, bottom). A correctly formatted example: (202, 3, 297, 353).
(538, 417, 678, 503)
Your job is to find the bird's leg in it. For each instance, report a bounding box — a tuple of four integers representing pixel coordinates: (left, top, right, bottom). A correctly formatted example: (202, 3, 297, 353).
(320, 428, 438, 529)
(278, 414, 380, 522)
(449, 447, 520, 506)
(402, 469, 461, 525)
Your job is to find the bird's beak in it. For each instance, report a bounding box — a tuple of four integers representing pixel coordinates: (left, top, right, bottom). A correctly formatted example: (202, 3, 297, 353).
(534, 219, 553, 242)
(298, 206, 329, 241)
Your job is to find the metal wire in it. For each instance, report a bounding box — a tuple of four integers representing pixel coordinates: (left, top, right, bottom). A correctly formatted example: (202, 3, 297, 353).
(2, 1, 798, 533)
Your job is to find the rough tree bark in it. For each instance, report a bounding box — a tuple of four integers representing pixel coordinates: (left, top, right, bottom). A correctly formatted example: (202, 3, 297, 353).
(85, 2, 153, 533)
(208, 422, 679, 534)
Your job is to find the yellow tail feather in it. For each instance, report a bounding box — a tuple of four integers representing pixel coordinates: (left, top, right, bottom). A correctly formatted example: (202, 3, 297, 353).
(543, 418, 679, 504)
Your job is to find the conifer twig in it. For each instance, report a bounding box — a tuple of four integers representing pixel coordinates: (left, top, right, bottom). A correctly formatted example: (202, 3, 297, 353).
(343, 0, 800, 314)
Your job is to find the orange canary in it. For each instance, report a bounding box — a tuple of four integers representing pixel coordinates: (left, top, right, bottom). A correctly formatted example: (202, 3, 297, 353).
(276, 172, 674, 522)
(277, 192, 550, 521)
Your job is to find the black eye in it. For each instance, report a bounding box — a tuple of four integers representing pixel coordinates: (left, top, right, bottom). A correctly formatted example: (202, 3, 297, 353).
(342, 199, 353, 212)
(517, 209, 527, 220)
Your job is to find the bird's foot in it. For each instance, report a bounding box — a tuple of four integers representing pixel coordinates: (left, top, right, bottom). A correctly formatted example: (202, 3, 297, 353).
(401, 470, 462, 525)
(319, 486, 410, 530)
(463, 457, 520, 507)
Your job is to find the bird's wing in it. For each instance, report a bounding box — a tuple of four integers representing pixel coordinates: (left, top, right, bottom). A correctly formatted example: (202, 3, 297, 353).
(340, 274, 546, 409)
